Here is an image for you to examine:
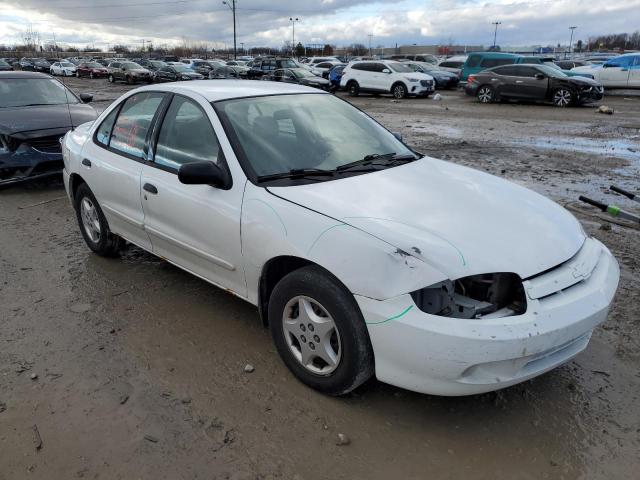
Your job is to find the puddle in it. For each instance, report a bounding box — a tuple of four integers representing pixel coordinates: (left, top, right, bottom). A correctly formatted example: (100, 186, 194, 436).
(509, 137, 639, 162)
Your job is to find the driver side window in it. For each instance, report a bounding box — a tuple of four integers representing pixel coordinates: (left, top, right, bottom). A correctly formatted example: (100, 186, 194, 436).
(154, 96, 220, 172)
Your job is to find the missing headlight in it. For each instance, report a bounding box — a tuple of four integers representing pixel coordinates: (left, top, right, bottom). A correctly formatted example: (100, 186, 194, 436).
(410, 273, 526, 319)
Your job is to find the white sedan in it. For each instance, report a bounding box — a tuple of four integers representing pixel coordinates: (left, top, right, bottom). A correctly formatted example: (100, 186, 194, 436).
(50, 61, 77, 76)
(61, 81, 619, 396)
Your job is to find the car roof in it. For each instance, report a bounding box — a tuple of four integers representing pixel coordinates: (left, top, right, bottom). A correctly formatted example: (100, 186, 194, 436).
(0, 71, 52, 79)
(133, 79, 327, 101)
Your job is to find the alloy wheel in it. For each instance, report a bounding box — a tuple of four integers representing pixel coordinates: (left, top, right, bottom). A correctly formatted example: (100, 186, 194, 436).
(478, 87, 493, 103)
(553, 89, 572, 107)
(80, 197, 101, 244)
(393, 84, 407, 99)
(282, 296, 342, 375)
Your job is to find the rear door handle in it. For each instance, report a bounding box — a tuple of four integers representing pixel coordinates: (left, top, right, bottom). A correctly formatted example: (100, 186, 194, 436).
(143, 183, 158, 194)
(81, 158, 91, 167)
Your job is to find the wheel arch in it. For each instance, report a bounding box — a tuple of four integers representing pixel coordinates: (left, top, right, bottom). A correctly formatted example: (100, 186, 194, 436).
(69, 173, 87, 203)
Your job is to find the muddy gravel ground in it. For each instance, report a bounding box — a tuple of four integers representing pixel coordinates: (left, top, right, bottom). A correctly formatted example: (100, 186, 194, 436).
(1, 78, 639, 479)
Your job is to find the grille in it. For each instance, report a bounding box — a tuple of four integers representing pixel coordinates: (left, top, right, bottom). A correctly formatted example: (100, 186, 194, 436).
(420, 80, 434, 87)
(27, 135, 63, 154)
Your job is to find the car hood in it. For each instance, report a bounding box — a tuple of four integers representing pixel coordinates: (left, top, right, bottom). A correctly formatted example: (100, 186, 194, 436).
(571, 64, 601, 73)
(430, 70, 457, 78)
(401, 72, 434, 81)
(0, 104, 98, 136)
(267, 158, 585, 280)
(302, 77, 329, 84)
(566, 75, 601, 87)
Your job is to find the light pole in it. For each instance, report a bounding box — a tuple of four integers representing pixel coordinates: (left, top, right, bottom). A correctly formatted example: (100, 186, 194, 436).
(289, 17, 299, 57)
(568, 26, 577, 59)
(492, 21, 501, 48)
(368, 34, 373, 57)
(222, 0, 237, 60)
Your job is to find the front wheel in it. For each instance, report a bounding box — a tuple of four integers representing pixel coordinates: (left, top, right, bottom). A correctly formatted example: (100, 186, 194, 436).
(392, 83, 407, 99)
(74, 183, 124, 257)
(552, 88, 574, 107)
(477, 85, 495, 103)
(268, 266, 374, 395)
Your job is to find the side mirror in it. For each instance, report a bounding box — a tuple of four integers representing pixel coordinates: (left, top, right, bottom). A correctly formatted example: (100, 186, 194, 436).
(393, 132, 403, 141)
(382, 68, 391, 74)
(79, 93, 93, 103)
(535, 73, 545, 80)
(178, 161, 230, 189)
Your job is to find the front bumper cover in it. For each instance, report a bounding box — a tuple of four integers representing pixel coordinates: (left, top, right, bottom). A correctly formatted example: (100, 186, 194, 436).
(356, 238, 619, 396)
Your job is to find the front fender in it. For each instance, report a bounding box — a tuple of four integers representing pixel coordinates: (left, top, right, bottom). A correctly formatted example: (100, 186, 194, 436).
(241, 183, 447, 303)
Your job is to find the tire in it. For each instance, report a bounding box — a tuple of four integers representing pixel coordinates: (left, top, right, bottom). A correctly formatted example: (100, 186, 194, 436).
(552, 87, 574, 107)
(90, 72, 94, 79)
(108, 74, 114, 83)
(76, 72, 80, 78)
(347, 81, 360, 97)
(477, 85, 495, 103)
(74, 183, 124, 257)
(392, 82, 407, 99)
(268, 265, 374, 396)
(125, 75, 132, 85)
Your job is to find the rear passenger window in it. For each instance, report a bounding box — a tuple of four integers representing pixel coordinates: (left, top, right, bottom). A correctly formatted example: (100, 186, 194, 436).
(154, 96, 220, 171)
(351, 63, 365, 71)
(494, 66, 518, 76)
(371, 63, 386, 72)
(95, 107, 119, 146)
(481, 58, 516, 68)
(110, 92, 165, 159)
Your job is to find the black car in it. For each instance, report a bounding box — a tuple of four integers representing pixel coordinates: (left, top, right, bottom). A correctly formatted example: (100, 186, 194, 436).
(18, 58, 35, 71)
(154, 65, 204, 82)
(465, 64, 604, 107)
(247, 57, 298, 79)
(405, 62, 459, 89)
(208, 65, 248, 79)
(265, 68, 330, 90)
(0, 72, 97, 187)
(138, 59, 167, 73)
(31, 59, 51, 73)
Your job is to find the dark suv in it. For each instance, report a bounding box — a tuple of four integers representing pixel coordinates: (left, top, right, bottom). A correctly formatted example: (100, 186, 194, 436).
(107, 61, 152, 84)
(465, 64, 604, 107)
(247, 57, 298, 79)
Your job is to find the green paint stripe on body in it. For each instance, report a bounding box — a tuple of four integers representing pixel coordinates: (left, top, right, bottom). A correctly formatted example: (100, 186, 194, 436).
(366, 305, 414, 325)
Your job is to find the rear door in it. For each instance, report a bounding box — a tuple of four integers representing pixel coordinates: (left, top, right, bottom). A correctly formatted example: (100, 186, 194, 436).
(80, 91, 167, 250)
(140, 94, 246, 296)
(628, 55, 640, 87)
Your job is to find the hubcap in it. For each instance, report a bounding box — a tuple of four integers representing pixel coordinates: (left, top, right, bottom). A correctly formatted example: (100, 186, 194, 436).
(80, 197, 101, 243)
(478, 88, 492, 103)
(554, 90, 571, 106)
(282, 296, 342, 375)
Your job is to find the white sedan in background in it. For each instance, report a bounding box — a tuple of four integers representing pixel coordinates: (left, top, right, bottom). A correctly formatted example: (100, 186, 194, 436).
(50, 61, 77, 76)
(571, 53, 640, 88)
(62, 81, 619, 396)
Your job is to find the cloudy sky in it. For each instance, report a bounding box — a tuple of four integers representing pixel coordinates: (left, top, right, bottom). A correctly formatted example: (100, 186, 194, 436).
(1, 0, 639, 50)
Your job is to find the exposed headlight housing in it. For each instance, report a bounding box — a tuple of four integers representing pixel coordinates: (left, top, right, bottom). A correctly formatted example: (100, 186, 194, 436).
(408, 77, 421, 82)
(411, 273, 526, 319)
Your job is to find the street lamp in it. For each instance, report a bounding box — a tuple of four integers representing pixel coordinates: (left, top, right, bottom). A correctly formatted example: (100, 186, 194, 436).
(222, 0, 237, 60)
(568, 26, 577, 59)
(290, 17, 299, 57)
(492, 21, 501, 48)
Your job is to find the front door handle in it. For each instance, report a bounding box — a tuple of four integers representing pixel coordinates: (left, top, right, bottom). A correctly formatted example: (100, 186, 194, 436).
(82, 158, 91, 167)
(143, 183, 158, 194)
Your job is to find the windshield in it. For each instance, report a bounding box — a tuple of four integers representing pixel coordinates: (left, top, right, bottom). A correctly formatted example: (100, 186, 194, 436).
(173, 65, 192, 72)
(0, 78, 78, 108)
(291, 68, 313, 78)
(84, 62, 101, 68)
(215, 94, 415, 179)
(278, 59, 297, 68)
(389, 62, 414, 73)
(122, 62, 142, 70)
(537, 64, 568, 78)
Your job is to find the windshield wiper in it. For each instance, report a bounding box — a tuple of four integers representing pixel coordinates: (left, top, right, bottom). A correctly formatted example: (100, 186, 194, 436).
(336, 153, 417, 172)
(257, 168, 335, 183)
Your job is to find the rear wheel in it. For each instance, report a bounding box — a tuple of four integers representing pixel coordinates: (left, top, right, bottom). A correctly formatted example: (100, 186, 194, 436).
(347, 81, 360, 97)
(74, 183, 124, 257)
(392, 82, 407, 99)
(268, 266, 374, 395)
(125, 75, 132, 85)
(477, 85, 495, 103)
(552, 87, 574, 107)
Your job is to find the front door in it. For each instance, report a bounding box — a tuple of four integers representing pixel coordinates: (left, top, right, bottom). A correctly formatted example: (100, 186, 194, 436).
(600, 57, 633, 87)
(140, 94, 246, 296)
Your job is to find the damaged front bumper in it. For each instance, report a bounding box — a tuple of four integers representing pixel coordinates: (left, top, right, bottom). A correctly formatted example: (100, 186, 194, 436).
(356, 238, 619, 396)
(0, 135, 64, 188)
